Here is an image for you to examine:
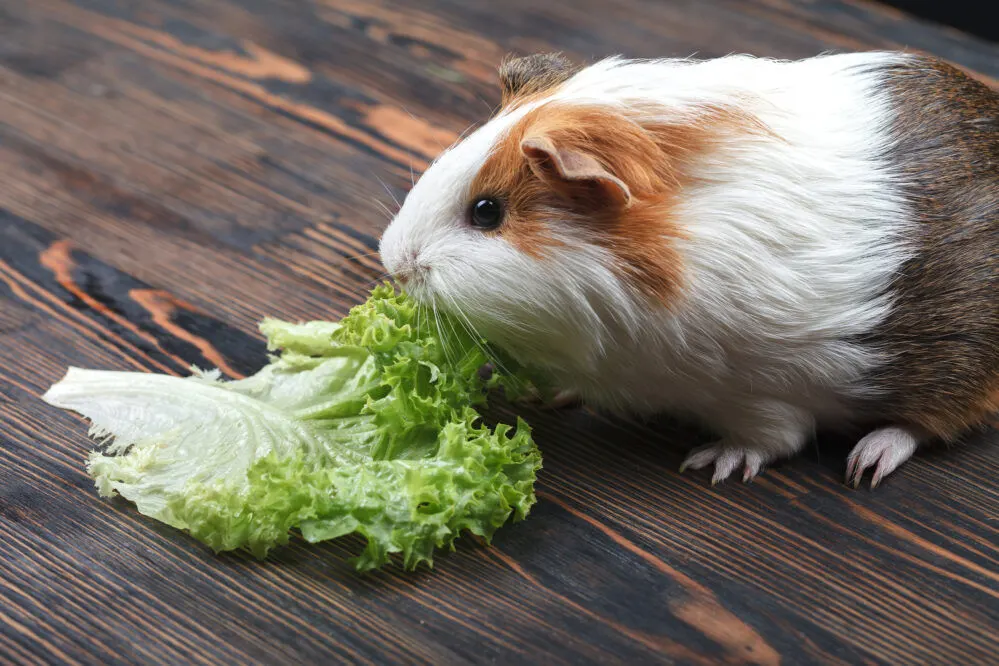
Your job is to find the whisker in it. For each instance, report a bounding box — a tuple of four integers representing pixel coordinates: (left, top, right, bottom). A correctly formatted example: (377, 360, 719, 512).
(419, 301, 427, 342)
(441, 311, 459, 370)
(449, 304, 500, 376)
(370, 198, 396, 220)
(430, 295, 456, 370)
(339, 250, 382, 262)
(455, 122, 478, 142)
(374, 174, 402, 209)
(402, 106, 445, 153)
(440, 303, 463, 371)
(439, 290, 526, 393)
(476, 94, 498, 115)
(437, 295, 478, 369)
(339, 250, 385, 272)
(361, 272, 395, 289)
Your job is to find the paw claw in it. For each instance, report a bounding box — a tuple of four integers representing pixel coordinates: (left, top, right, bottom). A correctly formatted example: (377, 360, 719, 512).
(845, 457, 857, 485)
(846, 427, 918, 489)
(515, 387, 580, 410)
(742, 452, 764, 482)
(711, 450, 742, 484)
(680, 446, 719, 472)
(682, 444, 768, 485)
(544, 389, 581, 410)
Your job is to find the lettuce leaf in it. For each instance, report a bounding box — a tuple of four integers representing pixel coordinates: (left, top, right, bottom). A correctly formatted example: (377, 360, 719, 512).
(43, 285, 541, 571)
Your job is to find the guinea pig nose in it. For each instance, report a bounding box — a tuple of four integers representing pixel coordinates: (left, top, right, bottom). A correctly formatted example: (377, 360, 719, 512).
(396, 249, 427, 285)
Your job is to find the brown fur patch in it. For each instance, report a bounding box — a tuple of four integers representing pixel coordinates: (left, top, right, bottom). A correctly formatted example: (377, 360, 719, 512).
(470, 102, 758, 302)
(498, 53, 577, 109)
(965, 383, 999, 433)
(860, 57, 999, 439)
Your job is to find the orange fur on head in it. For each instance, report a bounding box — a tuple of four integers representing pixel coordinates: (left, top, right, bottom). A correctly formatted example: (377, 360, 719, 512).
(470, 102, 756, 303)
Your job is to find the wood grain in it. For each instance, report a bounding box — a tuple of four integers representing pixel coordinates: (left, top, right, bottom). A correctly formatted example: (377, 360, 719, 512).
(1, 0, 997, 664)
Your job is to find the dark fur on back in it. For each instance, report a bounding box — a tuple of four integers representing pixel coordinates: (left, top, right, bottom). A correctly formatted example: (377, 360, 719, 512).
(860, 57, 999, 438)
(498, 53, 578, 107)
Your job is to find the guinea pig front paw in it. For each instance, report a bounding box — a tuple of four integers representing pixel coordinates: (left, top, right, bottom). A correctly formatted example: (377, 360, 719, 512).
(544, 389, 582, 410)
(679, 443, 770, 485)
(845, 426, 918, 489)
(513, 387, 581, 410)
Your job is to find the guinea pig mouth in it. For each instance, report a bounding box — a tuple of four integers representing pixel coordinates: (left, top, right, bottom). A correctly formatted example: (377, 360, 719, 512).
(391, 267, 435, 303)
(391, 249, 431, 290)
(395, 265, 429, 290)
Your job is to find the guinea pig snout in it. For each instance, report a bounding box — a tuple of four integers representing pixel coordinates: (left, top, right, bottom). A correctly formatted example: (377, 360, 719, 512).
(394, 249, 430, 286)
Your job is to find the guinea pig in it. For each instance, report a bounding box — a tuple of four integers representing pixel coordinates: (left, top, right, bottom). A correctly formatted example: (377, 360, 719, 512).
(378, 51, 999, 488)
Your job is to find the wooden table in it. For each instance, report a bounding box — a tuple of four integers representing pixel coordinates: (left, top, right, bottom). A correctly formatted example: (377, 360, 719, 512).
(1, 1, 997, 664)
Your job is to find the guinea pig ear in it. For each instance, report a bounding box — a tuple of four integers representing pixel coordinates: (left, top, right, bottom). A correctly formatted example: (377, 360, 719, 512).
(521, 135, 632, 207)
(499, 53, 577, 106)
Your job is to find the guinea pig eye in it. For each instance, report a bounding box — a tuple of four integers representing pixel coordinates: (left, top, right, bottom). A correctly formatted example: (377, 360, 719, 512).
(469, 197, 504, 230)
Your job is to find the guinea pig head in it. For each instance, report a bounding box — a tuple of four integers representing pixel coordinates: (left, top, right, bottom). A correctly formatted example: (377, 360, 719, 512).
(380, 63, 687, 370)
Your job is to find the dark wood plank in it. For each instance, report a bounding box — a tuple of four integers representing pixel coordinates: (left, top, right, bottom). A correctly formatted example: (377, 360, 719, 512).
(1, 0, 997, 664)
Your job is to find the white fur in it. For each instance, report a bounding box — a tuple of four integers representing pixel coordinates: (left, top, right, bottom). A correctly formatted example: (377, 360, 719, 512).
(380, 53, 915, 477)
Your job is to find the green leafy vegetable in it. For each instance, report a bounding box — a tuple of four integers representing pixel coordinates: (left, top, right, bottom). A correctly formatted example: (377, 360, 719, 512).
(43, 285, 541, 571)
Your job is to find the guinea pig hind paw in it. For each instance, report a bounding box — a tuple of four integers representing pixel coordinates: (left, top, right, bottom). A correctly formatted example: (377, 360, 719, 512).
(680, 444, 766, 484)
(845, 426, 918, 489)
